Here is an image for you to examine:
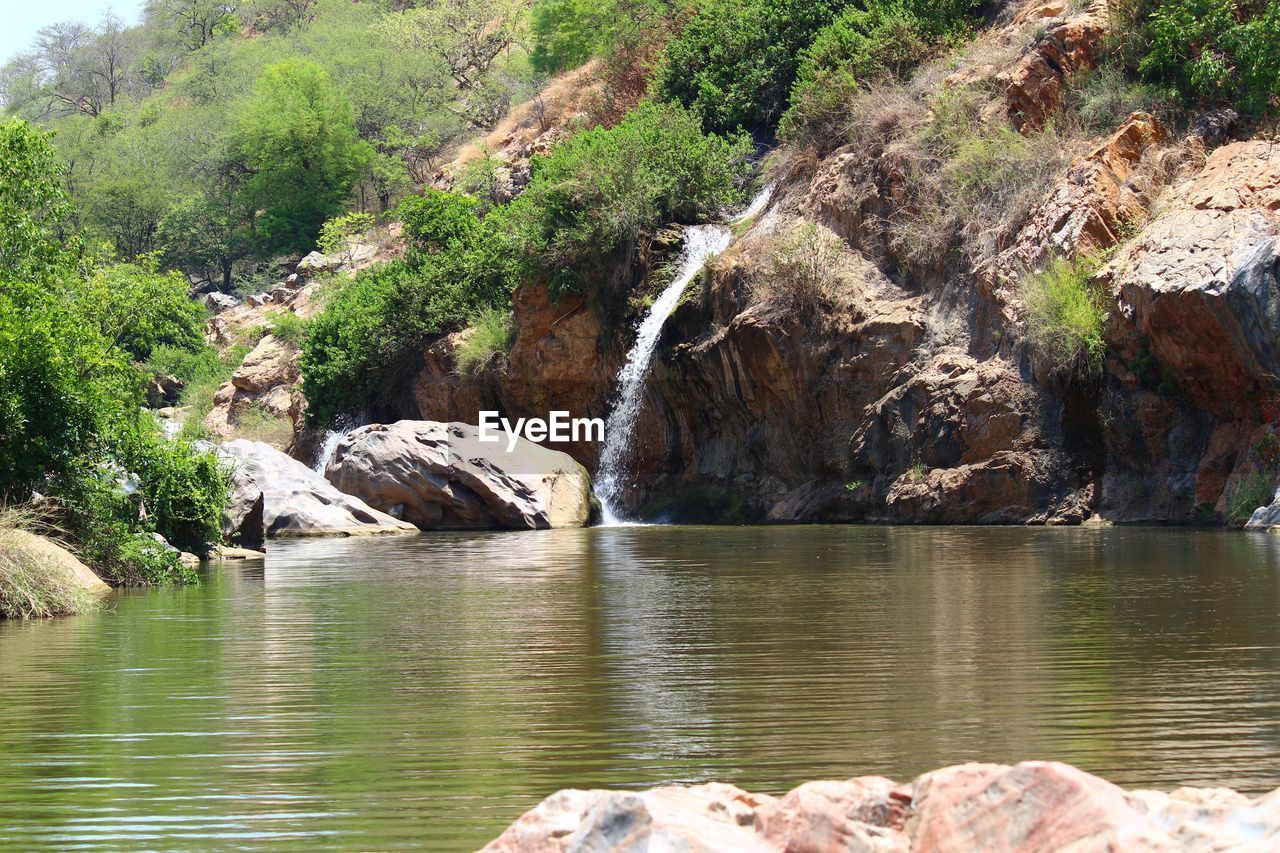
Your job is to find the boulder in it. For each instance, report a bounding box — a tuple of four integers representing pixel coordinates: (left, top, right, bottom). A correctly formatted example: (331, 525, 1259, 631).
(1246, 486, 1280, 530)
(204, 291, 241, 311)
(482, 783, 778, 853)
(1114, 140, 1280, 420)
(324, 421, 592, 530)
(217, 439, 417, 537)
(204, 335, 304, 449)
(4, 531, 109, 594)
(485, 761, 1280, 851)
(296, 251, 341, 274)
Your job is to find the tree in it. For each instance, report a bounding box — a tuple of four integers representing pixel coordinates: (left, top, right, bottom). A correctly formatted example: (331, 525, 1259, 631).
(374, 0, 524, 128)
(0, 14, 138, 120)
(658, 0, 850, 134)
(0, 119, 78, 282)
(233, 59, 373, 255)
(146, 0, 242, 52)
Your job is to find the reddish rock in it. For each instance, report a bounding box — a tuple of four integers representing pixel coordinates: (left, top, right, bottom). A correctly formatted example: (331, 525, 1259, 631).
(1113, 140, 1280, 420)
(484, 761, 1280, 852)
(999, 112, 1167, 282)
(1001, 1, 1109, 132)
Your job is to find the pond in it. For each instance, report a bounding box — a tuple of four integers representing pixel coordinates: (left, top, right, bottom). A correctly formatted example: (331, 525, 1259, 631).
(3, 526, 1280, 850)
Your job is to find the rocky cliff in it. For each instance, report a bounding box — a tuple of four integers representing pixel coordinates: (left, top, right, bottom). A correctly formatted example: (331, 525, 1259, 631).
(372, 0, 1279, 526)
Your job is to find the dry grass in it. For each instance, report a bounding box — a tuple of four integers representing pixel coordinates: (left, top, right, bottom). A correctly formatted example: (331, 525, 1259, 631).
(229, 403, 296, 449)
(751, 222, 863, 317)
(0, 507, 100, 619)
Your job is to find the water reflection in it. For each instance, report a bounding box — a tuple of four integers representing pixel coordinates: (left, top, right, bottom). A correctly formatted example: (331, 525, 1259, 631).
(1, 527, 1279, 850)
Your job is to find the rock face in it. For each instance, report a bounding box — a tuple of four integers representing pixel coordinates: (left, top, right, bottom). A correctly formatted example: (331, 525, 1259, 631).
(217, 439, 417, 537)
(389, 0, 1280, 526)
(483, 761, 1280, 852)
(324, 421, 592, 530)
(204, 335, 304, 450)
(1001, 1, 1109, 132)
(1114, 140, 1280, 420)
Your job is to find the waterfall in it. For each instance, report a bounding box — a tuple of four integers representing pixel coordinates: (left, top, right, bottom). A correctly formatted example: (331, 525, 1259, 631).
(314, 423, 356, 475)
(593, 185, 773, 524)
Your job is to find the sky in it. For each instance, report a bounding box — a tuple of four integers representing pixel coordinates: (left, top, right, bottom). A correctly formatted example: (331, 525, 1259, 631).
(1, 0, 146, 66)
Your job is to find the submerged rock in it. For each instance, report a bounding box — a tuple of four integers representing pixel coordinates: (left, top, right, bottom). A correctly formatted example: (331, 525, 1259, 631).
(324, 421, 591, 530)
(483, 761, 1280, 852)
(217, 439, 416, 537)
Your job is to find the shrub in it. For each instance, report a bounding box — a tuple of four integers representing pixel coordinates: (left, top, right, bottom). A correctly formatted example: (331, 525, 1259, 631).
(266, 309, 308, 347)
(1068, 64, 1182, 133)
(658, 0, 849, 134)
(780, 2, 937, 145)
(398, 190, 480, 262)
(752, 222, 858, 315)
(317, 212, 376, 261)
(883, 84, 1075, 272)
(122, 432, 229, 556)
(511, 101, 751, 298)
(0, 507, 101, 619)
(1111, 0, 1280, 116)
(1022, 255, 1108, 376)
(1225, 472, 1274, 526)
(456, 307, 515, 374)
(230, 403, 296, 448)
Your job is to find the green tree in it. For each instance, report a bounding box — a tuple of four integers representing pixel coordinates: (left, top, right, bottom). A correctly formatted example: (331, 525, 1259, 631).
(234, 59, 373, 255)
(658, 0, 850, 134)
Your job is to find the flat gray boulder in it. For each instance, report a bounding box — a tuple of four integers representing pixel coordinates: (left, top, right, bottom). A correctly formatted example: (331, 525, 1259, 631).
(218, 439, 417, 538)
(325, 421, 591, 530)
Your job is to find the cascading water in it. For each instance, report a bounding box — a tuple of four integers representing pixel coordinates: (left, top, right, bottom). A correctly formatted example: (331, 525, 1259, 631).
(314, 423, 357, 475)
(594, 186, 773, 524)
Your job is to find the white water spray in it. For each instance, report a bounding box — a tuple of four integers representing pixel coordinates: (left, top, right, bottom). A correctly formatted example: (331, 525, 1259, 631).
(314, 423, 356, 475)
(594, 186, 773, 524)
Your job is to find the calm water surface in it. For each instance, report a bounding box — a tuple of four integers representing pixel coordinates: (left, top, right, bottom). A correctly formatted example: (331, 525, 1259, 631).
(3, 526, 1280, 850)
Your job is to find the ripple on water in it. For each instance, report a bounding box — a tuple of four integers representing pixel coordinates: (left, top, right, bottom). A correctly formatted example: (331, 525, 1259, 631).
(2, 526, 1280, 850)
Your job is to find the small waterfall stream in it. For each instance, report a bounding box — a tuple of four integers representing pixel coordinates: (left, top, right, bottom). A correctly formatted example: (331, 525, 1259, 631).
(314, 423, 357, 475)
(594, 186, 773, 524)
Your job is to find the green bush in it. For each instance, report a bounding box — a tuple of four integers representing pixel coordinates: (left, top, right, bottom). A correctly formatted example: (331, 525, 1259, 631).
(398, 190, 481, 262)
(1112, 0, 1280, 115)
(122, 431, 229, 556)
(266, 310, 308, 347)
(510, 101, 751, 298)
(456, 307, 515, 374)
(658, 0, 849, 134)
(317, 212, 376, 259)
(780, 2, 937, 145)
(1068, 65, 1181, 133)
(1022, 255, 1108, 376)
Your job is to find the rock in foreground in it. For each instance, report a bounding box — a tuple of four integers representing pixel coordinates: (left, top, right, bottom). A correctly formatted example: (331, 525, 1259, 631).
(325, 421, 592, 530)
(217, 439, 417, 537)
(483, 761, 1280, 852)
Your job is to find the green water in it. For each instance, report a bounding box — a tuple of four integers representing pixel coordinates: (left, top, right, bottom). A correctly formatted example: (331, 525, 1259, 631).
(3, 526, 1280, 850)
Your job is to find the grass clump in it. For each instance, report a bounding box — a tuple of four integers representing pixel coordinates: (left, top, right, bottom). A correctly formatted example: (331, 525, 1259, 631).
(456, 308, 515, 375)
(1022, 255, 1109, 376)
(0, 508, 101, 619)
(265, 310, 308, 347)
(752, 222, 859, 316)
(230, 403, 296, 448)
(1225, 473, 1275, 527)
(886, 84, 1076, 272)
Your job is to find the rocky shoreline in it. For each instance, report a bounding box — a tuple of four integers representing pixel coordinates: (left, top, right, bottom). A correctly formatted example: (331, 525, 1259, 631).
(483, 761, 1279, 851)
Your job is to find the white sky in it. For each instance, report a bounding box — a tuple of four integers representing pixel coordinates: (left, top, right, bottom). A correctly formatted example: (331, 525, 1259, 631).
(1, 0, 147, 66)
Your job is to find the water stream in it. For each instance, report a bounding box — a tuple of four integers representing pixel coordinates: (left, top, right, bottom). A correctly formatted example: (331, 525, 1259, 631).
(313, 423, 356, 475)
(594, 187, 773, 523)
